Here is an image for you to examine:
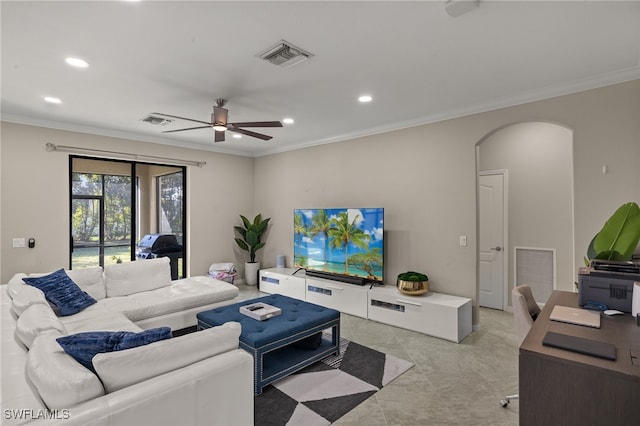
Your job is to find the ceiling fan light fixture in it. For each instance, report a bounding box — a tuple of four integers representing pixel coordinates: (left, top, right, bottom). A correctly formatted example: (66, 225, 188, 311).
(283, 117, 294, 125)
(155, 100, 280, 141)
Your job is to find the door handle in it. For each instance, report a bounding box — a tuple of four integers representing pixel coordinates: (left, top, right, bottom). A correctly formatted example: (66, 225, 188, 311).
(491, 246, 502, 251)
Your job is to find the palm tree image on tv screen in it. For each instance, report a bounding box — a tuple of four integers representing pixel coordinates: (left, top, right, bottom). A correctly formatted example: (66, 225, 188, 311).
(294, 208, 384, 283)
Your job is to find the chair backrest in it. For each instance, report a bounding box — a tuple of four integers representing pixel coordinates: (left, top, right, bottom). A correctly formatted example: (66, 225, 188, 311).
(512, 285, 541, 345)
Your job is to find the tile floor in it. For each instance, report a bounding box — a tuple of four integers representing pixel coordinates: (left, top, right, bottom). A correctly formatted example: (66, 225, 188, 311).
(236, 283, 520, 425)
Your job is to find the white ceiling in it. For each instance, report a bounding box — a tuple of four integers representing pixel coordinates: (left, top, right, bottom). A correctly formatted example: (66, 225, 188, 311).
(2, 1, 639, 157)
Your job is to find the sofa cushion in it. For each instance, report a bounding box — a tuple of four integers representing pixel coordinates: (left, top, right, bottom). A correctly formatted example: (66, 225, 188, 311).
(23, 269, 97, 316)
(7, 268, 106, 300)
(11, 285, 48, 317)
(61, 308, 143, 335)
(56, 327, 172, 374)
(104, 257, 171, 297)
(103, 276, 240, 322)
(7, 273, 28, 299)
(94, 322, 241, 393)
(67, 266, 106, 300)
(16, 304, 67, 349)
(26, 331, 106, 409)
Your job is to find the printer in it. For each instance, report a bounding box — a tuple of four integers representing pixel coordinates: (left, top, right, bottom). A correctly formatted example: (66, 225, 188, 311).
(578, 259, 640, 313)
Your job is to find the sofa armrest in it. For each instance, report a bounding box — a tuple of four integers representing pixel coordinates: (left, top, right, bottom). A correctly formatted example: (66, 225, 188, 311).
(28, 349, 254, 426)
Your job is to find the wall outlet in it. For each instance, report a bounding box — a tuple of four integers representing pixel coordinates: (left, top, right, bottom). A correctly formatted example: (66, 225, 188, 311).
(459, 235, 467, 247)
(13, 238, 26, 248)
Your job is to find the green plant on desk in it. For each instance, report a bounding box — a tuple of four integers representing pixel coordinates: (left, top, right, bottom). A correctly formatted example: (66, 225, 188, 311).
(585, 201, 640, 265)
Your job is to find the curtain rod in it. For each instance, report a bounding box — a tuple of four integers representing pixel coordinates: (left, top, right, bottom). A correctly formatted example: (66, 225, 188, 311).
(45, 143, 206, 167)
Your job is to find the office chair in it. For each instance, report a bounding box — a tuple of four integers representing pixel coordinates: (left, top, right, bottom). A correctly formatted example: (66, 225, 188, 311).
(500, 285, 541, 408)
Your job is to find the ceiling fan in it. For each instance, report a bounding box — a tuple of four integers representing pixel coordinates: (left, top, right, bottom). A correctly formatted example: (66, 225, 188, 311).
(153, 99, 283, 142)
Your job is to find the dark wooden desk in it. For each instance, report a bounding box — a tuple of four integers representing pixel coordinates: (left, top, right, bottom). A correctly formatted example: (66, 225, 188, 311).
(520, 291, 640, 426)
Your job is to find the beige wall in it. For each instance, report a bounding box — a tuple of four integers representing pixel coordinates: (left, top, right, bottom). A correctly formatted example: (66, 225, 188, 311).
(479, 122, 574, 303)
(255, 80, 640, 324)
(254, 122, 478, 294)
(0, 123, 254, 282)
(1, 80, 638, 326)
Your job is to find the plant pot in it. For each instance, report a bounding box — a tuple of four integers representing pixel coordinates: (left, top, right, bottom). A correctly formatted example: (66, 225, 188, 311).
(244, 262, 260, 286)
(397, 279, 429, 296)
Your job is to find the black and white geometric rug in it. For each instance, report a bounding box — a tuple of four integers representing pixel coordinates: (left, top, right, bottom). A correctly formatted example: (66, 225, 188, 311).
(254, 336, 414, 425)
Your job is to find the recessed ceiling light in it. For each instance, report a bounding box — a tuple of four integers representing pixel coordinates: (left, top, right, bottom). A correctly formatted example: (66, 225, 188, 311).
(232, 134, 242, 139)
(65, 57, 89, 68)
(44, 96, 62, 104)
(358, 95, 373, 103)
(283, 117, 294, 125)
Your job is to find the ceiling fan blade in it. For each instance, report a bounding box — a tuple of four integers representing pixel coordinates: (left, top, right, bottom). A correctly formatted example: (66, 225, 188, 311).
(213, 106, 228, 126)
(162, 125, 211, 133)
(215, 130, 225, 142)
(228, 121, 283, 128)
(152, 112, 212, 126)
(228, 127, 273, 141)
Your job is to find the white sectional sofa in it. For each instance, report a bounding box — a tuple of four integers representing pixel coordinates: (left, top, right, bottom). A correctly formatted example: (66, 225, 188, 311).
(1, 257, 254, 426)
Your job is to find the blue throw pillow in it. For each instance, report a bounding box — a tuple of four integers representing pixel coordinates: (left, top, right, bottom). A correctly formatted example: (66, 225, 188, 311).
(56, 327, 173, 374)
(23, 269, 97, 316)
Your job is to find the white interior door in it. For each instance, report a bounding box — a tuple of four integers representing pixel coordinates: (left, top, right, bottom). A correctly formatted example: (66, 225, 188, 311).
(479, 173, 506, 310)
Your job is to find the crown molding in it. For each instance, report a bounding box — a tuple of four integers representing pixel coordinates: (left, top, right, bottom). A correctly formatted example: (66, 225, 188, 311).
(0, 113, 253, 157)
(3, 66, 638, 159)
(256, 66, 640, 157)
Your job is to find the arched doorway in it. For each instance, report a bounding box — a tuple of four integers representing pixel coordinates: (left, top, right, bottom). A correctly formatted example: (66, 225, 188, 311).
(477, 122, 574, 309)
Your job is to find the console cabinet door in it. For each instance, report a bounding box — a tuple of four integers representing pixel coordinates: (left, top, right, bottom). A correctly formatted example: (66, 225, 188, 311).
(305, 277, 368, 318)
(259, 269, 306, 300)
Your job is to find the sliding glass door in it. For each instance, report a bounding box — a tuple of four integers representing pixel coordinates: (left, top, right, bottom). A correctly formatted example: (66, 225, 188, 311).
(70, 196, 104, 268)
(69, 157, 186, 277)
(70, 160, 134, 268)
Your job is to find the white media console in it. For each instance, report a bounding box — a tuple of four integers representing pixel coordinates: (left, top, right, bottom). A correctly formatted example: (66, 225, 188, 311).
(259, 268, 472, 343)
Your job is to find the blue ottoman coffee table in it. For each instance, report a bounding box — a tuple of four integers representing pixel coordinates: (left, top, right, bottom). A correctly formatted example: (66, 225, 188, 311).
(197, 294, 340, 395)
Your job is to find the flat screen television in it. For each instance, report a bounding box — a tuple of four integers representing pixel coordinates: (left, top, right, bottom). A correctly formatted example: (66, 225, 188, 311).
(293, 208, 384, 285)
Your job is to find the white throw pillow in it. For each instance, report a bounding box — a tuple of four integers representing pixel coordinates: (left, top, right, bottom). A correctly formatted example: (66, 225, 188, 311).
(104, 257, 172, 297)
(16, 304, 67, 349)
(67, 266, 106, 300)
(93, 321, 241, 393)
(26, 331, 105, 409)
(11, 285, 48, 317)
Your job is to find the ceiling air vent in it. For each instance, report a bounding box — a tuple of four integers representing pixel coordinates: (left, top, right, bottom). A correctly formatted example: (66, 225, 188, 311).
(257, 40, 314, 68)
(141, 115, 172, 126)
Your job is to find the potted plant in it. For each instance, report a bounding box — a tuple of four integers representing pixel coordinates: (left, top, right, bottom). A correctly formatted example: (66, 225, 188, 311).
(234, 213, 270, 286)
(396, 271, 429, 296)
(585, 202, 640, 265)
